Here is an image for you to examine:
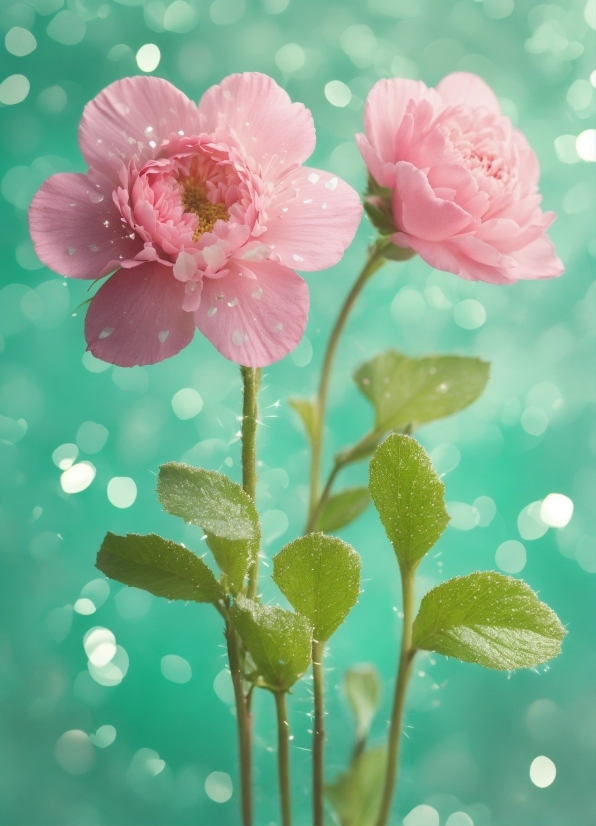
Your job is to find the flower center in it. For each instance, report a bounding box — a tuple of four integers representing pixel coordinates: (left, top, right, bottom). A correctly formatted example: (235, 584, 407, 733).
(181, 180, 230, 241)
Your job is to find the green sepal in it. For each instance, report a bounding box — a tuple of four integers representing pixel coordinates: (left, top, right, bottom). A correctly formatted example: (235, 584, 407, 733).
(413, 571, 566, 670)
(317, 487, 371, 533)
(96, 532, 223, 603)
(272, 533, 361, 642)
(157, 462, 260, 593)
(369, 434, 449, 568)
(230, 596, 313, 691)
(355, 350, 490, 434)
(326, 747, 387, 826)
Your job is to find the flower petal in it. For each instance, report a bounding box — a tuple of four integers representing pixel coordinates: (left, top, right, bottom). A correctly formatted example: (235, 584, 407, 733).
(259, 167, 362, 271)
(436, 72, 501, 114)
(195, 260, 308, 367)
(29, 172, 143, 279)
(363, 78, 441, 163)
(394, 162, 473, 242)
(508, 234, 565, 280)
(79, 76, 201, 181)
(85, 262, 195, 366)
(197, 72, 315, 171)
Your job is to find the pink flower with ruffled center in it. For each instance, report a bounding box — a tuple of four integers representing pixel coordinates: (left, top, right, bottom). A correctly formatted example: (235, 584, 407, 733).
(357, 72, 563, 284)
(29, 73, 362, 367)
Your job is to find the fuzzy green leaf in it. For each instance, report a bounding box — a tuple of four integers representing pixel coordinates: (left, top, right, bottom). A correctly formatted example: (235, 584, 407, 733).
(326, 748, 387, 826)
(413, 571, 566, 670)
(230, 596, 312, 691)
(96, 532, 223, 603)
(317, 487, 371, 533)
(355, 350, 490, 433)
(369, 434, 449, 568)
(345, 664, 382, 743)
(289, 398, 319, 446)
(157, 462, 260, 592)
(273, 533, 361, 642)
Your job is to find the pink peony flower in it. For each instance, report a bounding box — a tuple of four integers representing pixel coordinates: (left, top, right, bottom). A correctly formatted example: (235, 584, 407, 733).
(29, 73, 362, 367)
(357, 72, 564, 284)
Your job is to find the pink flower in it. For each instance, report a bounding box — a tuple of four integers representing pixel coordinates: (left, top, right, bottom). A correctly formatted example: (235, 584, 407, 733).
(29, 74, 362, 367)
(357, 72, 563, 284)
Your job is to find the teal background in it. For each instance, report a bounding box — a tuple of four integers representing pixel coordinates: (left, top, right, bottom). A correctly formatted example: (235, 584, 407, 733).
(1, 0, 595, 823)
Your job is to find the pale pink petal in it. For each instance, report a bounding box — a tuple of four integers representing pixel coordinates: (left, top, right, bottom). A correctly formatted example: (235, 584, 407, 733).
(29, 172, 143, 279)
(393, 232, 515, 285)
(393, 162, 474, 242)
(436, 72, 501, 114)
(85, 263, 195, 366)
(508, 234, 565, 280)
(79, 77, 201, 181)
(195, 260, 308, 367)
(363, 79, 441, 163)
(259, 167, 362, 271)
(356, 134, 395, 188)
(197, 73, 315, 171)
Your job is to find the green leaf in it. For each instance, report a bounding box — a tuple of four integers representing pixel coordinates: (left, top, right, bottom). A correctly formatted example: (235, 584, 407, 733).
(96, 532, 223, 603)
(369, 434, 449, 568)
(230, 596, 312, 691)
(326, 748, 387, 826)
(413, 571, 566, 670)
(345, 665, 382, 743)
(157, 462, 260, 592)
(317, 487, 371, 533)
(289, 398, 319, 446)
(354, 350, 490, 433)
(272, 533, 361, 642)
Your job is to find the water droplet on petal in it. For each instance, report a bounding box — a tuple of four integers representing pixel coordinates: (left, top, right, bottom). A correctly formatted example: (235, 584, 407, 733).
(158, 331, 169, 343)
(88, 190, 104, 204)
(293, 254, 304, 262)
(227, 298, 238, 308)
(251, 288, 263, 300)
(273, 323, 283, 333)
(303, 198, 313, 204)
(89, 244, 99, 253)
(325, 177, 338, 190)
(99, 327, 113, 339)
(232, 330, 248, 346)
(207, 307, 217, 317)
(307, 173, 319, 184)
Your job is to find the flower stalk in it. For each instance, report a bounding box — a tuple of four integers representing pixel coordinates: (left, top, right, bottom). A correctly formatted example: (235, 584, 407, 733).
(241, 365, 261, 598)
(307, 243, 387, 526)
(274, 691, 293, 826)
(312, 639, 325, 826)
(376, 564, 418, 826)
(225, 615, 254, 826)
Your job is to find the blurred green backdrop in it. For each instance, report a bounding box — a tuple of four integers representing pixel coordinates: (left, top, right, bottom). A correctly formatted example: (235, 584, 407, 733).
(1, 0, 595, 823)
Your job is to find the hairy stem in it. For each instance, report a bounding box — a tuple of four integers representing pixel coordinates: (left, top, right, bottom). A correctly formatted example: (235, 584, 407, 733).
(307, 245, 387, 528)
(226, 619, 253, 826)
(312, 639, 325, 826)
(376, 565, 417, 826)
(241, 366, 261, 599)
(274, 691, 292, 826)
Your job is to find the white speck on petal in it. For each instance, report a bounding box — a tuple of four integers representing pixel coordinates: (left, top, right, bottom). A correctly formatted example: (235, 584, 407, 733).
(325, 177, 338, 190)
(158, 331, 169, 343)
(273, 323, 283, 333)
(251, 288, 263, 299)
(207, 307, 217, 317)
(232, 330, 248, 346)
(307, 173, 319, 184)
(293, 254, 304, 262)
(99, 327, 113, 339)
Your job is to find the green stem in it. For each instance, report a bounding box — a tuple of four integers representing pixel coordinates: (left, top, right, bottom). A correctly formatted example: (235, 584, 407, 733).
(307, 244, 387, 526)
(312, 639, 325, 826)
(376, 565, 417, 826)
(241, 366, 261, 599)
(226, 619, 253, 826)
(274, 691, 292, 826)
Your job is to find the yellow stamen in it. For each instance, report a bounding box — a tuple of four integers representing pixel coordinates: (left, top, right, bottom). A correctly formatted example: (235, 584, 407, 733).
(181, 180, 229, 241)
